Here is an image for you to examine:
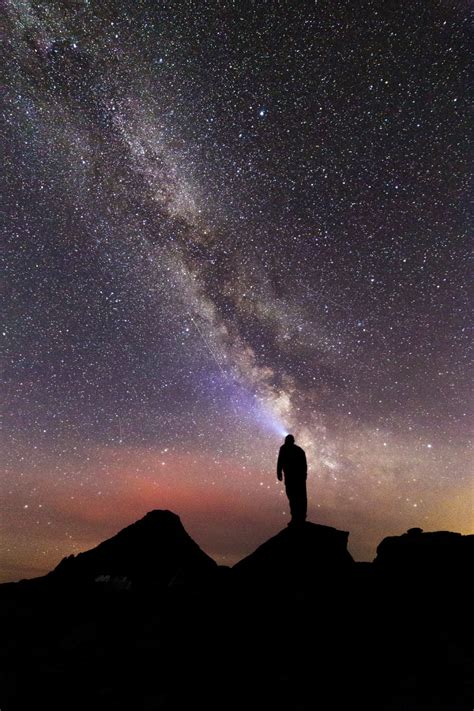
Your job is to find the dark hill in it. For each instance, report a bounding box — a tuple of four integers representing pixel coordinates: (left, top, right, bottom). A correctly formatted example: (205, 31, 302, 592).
(48, 509, 217, 588)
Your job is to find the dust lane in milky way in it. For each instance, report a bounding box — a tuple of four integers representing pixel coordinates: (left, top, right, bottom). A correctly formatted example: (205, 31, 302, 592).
(2, 1, 472, 581)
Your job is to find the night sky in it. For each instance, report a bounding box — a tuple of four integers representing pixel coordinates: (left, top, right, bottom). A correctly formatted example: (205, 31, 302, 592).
(2, 0, 472, 582)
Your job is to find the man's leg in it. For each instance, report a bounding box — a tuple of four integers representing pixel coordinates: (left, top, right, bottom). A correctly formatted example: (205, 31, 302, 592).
(285, 481, 295, 520)
(292, 479, 307, 523)
(301, 479, 307, 520)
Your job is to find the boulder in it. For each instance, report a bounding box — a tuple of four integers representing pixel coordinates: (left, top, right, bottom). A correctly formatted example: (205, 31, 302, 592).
(232, 520, 354, 589)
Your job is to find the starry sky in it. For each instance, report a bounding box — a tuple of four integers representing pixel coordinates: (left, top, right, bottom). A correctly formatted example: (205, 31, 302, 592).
(2, 0, 472, 582)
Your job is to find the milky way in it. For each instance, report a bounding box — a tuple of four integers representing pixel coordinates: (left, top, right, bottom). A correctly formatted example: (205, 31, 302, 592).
(2, 0, 472, 580)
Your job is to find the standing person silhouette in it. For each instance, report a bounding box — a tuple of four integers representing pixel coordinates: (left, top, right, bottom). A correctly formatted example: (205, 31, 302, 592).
(277, 434, 308, 525)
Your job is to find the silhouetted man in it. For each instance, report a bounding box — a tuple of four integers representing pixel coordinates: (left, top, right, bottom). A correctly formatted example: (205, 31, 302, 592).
(277, 434, 308, 525)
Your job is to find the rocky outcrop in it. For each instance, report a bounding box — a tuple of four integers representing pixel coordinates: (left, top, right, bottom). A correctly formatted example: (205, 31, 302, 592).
(374, 527, 474, 583)
(232, 521, 354, 587)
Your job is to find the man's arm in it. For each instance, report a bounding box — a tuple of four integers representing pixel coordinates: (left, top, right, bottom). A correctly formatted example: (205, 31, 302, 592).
(302, 449, 307, 477)
(277, 447, 283, 481)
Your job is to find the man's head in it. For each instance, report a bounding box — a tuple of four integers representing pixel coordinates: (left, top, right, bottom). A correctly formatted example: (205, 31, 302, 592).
(284, 434, 295, 445)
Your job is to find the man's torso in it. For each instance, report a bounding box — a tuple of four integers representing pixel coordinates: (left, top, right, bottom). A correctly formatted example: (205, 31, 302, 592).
(279, 444, 306, 476)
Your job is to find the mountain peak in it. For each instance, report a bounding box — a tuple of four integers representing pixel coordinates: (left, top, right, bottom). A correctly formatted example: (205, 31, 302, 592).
(50, 509, 216, 587)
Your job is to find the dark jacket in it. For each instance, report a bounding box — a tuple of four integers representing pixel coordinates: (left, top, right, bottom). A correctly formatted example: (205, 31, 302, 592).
(277, 443, 307, 480)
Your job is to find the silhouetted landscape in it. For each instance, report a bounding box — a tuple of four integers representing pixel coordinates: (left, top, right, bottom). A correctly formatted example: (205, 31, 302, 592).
(1, 510, 472, 710)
